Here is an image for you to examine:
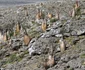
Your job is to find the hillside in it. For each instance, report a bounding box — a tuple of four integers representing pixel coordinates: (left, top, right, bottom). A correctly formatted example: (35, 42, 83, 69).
(0, 0, 85, 70)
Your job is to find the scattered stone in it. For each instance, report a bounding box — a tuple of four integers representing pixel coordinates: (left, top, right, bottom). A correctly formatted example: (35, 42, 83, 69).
(11, 38, 22, 50)
(0, 0, 85, 70)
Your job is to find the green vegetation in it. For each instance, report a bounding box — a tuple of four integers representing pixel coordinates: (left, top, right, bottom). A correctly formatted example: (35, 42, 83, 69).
(41, 13, 45, 19)
(29, 30, 40, 38)
(79, 36, 85, 39)
(75, 7, 81, 19)
(7, 54, 21, 63)
(2, 50, 28, 66)
(28, 26, 41, 38)
(32, 21, 37, 25)
(13, 31, 19, 36)
(65, 36, 73, 45)
(75, 8, 81, 16)
(50, 18, 57, 23)
(0, 46, 4, 49)
(80, 54, 85, 58)
(19, 50, 28, 58)
(9, 31, 14, 37)
(69, 68, 74, 70)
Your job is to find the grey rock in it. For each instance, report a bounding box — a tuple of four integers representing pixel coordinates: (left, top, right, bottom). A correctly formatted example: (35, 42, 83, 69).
(28, 46, 35, 56)
(77, 30, 85, 35)
(34, 26, 42, 32)
(63, 24, 71, 33)
(41, 32, 51, 38)
(55, 66, 65, 70)
(19, 46, 28, 52)
(0, 48, 7, 59)
(55, 34, 63, 37)
(0, 59, 7, 67)
(81, 65, 85, 70)
(41, 28, 61, 38)
(70, 20, 85, 36)
(57, 47, 60, 52)
(71, 31, 77, 36)
(0, 68, 5, 70)
(66, 58, 82, 69)
(11, 38, 22, 50)
(28, 37, 57, 55)
(75, 68, 83, 70)
(61, 55, 70, 63)
(50, 28, 61, 35)
(70, 54, 79, 60)
(0, 62, 3, 67)
(52, 21, 62, 29)
(63, 33, 71, 37)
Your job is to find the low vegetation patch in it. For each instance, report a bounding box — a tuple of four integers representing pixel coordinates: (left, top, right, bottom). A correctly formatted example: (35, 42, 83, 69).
(50, 18, 57, 23)
(80, 53, 85, 58)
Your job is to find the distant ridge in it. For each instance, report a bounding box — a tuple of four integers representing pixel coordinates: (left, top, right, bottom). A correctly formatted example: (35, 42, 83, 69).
(0, 0, 47, 7)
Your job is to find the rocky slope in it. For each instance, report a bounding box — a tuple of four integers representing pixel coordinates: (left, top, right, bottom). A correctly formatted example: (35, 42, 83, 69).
(0, 0, 85, 70)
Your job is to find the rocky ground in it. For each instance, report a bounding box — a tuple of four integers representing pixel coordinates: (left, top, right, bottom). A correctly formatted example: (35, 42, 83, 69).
(0, 0, 85, 70)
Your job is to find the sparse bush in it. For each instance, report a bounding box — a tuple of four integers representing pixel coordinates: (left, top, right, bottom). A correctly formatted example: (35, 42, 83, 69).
(7, 54, 22, 63)
(50, 18, 57, 23)
(80, 54, 85, 58)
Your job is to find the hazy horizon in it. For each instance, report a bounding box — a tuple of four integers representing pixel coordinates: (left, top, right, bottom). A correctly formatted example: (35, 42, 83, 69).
(0, 0, 47, 6)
